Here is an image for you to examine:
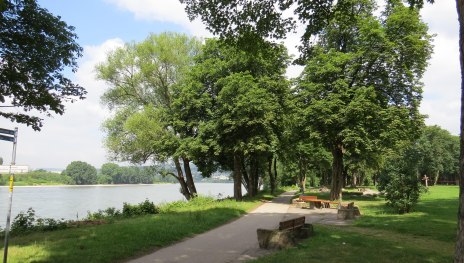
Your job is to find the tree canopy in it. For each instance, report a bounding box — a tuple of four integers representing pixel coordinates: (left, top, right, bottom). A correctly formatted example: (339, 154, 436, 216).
(0, 0, 85, 130)
(97, 32, 202, 200)
(172, 38, 290, 199)
(295, 1, 432, 199)
(64, 161, 97, 185)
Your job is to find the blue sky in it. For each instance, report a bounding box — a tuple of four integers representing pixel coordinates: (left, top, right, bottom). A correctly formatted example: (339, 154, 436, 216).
(0, 0, 460, 169)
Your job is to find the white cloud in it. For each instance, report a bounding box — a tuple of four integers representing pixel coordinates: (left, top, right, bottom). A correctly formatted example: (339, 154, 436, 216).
(104, 0, 211, 37)
(0, 39, 124, 169)
(420, 0, 460, 135)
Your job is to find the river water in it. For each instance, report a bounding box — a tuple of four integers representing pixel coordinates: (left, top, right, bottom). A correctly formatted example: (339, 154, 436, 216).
(0, 183, 237, 227)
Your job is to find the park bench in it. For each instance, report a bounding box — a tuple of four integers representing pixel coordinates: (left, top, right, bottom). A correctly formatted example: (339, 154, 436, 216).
(298, 195, 340, 209)
(279, 216, 306, 230)
(257, 216, 313, 249)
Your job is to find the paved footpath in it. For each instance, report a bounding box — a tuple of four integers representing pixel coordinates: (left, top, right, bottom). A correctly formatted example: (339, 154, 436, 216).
(128, 192, 297, 263)
(128, 191, 350, 263)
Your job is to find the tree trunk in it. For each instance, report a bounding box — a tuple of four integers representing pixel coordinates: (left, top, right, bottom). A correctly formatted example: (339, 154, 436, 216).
(247, 155, 255, 197)
(456, 0, 464, 261)
(360, 171, 365, 187)
(241, 156, 249, 192)
(298, 157, 306, 193)
(273, 157, 278, 192)
(268, 156, 276, 195)
(182, 157, 197, 197)
(253, 154, 260, 195)
(174, 157, 192, 200)
(234, 152, 243, 201)
(352, 170, 358, 187)
(330, 144, 344, 201)
(433, 170, 440, 186)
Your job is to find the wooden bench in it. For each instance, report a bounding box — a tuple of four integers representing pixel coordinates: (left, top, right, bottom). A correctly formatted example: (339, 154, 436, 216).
(299, 195, 339, 209)
(279, 216, 306, 230)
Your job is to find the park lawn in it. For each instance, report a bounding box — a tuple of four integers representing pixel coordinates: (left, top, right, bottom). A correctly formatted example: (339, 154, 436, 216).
(0, 190, 283, 263)
(253, 186, 458, 263)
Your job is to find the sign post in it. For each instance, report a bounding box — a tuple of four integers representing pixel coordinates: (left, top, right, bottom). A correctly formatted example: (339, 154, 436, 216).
(1, 127, 18, 263)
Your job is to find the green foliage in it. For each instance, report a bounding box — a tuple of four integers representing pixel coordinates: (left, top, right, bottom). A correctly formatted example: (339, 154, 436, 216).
(86, 207, 121, 221)
(64, 161, 97, 185)
(180, 0, 433, 59)
(11, 208, 68, 234)
(122, 199, 159, 217)
(97, 32, 202, 199)
(0, 170, 73, 186)
(0, 0, 85, 130)
(415, 125, 459, 184)
(99, 163, 169, 184)
(173, 38, 290, 197)
(378, 146, 425, 214)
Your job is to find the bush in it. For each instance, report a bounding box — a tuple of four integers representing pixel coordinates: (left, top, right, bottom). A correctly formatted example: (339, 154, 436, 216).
(122, 199, 159, 217)
(86, 207, 121, 220)
(36, 218, 68, 231)
(11, 208, 68, 233)
(378, 146, 425, 214)
(11, 208, 36, 233)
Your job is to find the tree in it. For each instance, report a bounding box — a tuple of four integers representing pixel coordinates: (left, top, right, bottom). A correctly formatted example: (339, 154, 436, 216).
(295, 1, 431, 200)
(173, 39, 290, 200)
(64, 161, 97, 185)
(416, 126, 460, 185)
(97, 32, 202, 200)
(0, 0, 85, 130)
(378, 144, 424, 214)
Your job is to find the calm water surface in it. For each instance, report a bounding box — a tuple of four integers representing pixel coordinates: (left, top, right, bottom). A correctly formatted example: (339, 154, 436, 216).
(0, 183, 237, 227)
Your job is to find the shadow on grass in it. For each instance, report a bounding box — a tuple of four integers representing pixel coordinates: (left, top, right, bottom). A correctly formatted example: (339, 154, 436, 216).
(252, 225, 453, 263)
(354, 197, 458, 242)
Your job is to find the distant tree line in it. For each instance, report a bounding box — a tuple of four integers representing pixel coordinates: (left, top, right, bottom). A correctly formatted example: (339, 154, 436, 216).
(0, 162, 181, 186)
(62, 161, 180, 185)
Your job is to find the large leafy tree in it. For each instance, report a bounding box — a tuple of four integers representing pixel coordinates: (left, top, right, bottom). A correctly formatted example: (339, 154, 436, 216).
(296, 1, 431, 200)
(64, 161, 97, 185)
(173, 39, 290, 200)
(97, 32, 202, 200)
(0, 0, 85, 130)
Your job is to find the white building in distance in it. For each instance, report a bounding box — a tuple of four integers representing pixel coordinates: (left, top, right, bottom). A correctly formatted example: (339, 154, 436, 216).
(0, 165, 29, 174)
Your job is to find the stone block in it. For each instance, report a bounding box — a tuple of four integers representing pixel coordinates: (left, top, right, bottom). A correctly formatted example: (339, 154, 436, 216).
(257, 224, 314, 249)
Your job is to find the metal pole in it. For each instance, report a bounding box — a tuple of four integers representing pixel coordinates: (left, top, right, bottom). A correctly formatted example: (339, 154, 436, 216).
(3, 128, 17, 263)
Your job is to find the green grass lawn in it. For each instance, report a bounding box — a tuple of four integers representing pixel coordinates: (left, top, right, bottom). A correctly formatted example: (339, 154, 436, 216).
(0, 191, 284, 263)
(252, 186, 458, 263)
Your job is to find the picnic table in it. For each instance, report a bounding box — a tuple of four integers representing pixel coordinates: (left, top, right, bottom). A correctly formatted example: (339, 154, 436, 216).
(298, 195, 341, 209)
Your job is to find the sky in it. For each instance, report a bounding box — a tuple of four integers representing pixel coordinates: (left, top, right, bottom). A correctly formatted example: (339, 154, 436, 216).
(0, 0, 460, 170)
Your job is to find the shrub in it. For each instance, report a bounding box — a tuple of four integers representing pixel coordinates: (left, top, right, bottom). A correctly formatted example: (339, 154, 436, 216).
(36, 218, 68, 231)
(86, 207, 121, 220)
(11, 208, 68, 233)
(11, 208, 36, 232)
(378, 146, 426, 214)
(122, 199, 159, 217)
